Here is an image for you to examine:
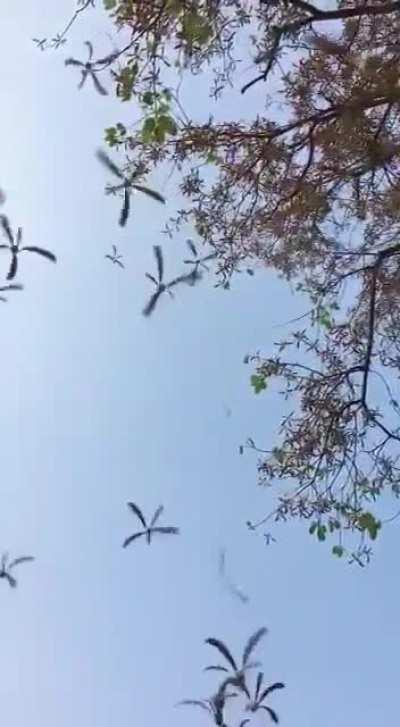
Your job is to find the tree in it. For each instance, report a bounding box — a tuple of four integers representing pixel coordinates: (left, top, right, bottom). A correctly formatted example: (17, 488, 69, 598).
(105, 244, 124, 268)
(41, 0, 400, 563)
(0, 215, 56, 280)
(96, 149, 165, 227)
(65, 41, 111, 95)
(177, 685, 238, 727)
(0, 553, 35, 589)
(122, 502, 179, 547)
(0, 283, 24, 303)
(204, 627, 268, 698)
(245, 672, 285, 725)
(142, 244, 201, 316)
(178, 627, 284, 726)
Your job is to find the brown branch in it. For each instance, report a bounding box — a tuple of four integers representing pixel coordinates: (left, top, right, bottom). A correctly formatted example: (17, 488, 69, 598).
(238, 94, 399, 140)
(358, 242, 400, 407)
(49, 0, 94, 49)
(241, 27, 282, 94)
(242, 1, 400, 92)
(361, 265, 378, 404)
(286, 0, 400, 23)
(100, 0, 168, 68)
(365, 410, 400, 441)
(374, 103, 393, 140)
(323, 263, 375, 293)
(62, 0, 94, 38)
(285, 0, 324, 14)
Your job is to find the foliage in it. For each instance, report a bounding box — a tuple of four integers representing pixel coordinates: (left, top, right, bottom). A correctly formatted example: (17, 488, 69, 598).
(179, 628, 284, 726)
(250, 374, 267, 395)
(40, 0, 400, 563)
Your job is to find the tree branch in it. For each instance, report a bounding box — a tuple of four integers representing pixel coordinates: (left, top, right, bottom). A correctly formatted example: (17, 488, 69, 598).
(286, 0, 400, 23)
(242, 1, 400, 92)
(361, 265, 378, 404)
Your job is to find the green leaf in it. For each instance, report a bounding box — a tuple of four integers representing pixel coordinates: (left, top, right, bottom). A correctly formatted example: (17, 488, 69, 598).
(205, 151, 217, 164)
(103, 0, 116, 9)
(115, 64, 138, 102)
(250, 374, 267, 394)
(357, 512, 381, 540)
(157, 114, 177, 136)
(167, 0, 184, 15)
(317, 306, 332, 330)
(196, 22, 213, 45)
(309, 522, 317, 535)
(141, 117, 156, 142)
(105, 127, 117, 146)
(105, 124, 127, 148)
(317, 525, 326, 542)
(153, 124, 167, 143)
(182, 11, 212, 45)
(328, 518, 340, 533)
(272, 447, 284, 463)
(332, 545, 344, 557)
(142, 91, 154, 106)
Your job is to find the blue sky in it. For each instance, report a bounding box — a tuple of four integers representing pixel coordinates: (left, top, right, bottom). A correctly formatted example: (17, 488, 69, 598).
(0, 3, 399, 726)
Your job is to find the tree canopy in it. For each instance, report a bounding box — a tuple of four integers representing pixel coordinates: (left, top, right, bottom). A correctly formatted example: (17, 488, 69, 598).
(40, 0, 400, 565)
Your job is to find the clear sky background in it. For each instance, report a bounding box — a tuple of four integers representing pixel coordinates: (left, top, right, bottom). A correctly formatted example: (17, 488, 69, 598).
(0, 3, 399, 726)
